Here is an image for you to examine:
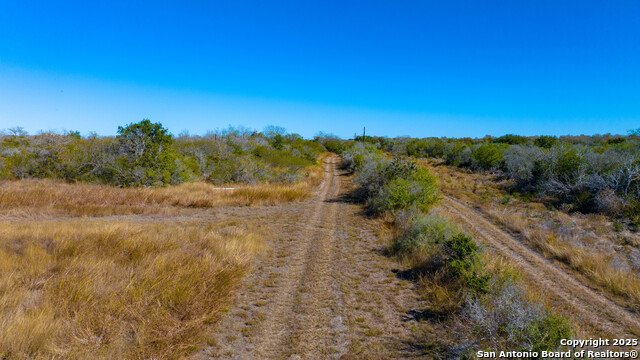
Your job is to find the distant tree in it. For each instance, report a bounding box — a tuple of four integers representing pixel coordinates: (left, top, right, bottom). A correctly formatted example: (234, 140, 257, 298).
(534, 135, 558, 149)
(607, 137, 626, 145)
(7, 127, 28, 136)
(629, 128, 640, 136)
(115, 119, 178, 186)
(272, 134, 285, 150)
(472, 144, 505, 171)
(285, 133, 303, 142)
(492, 134, 529, 145)
(66, 130, 82, 139)
(263, 125, 287, 138)
(312, 132, 345, 154)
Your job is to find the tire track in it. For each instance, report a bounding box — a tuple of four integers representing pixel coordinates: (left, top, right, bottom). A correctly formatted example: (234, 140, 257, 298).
(441, 195, 640, 337)
(240, 156, 341, 359)
(199, 156, 427, 359)
(201, 156, 343, 359)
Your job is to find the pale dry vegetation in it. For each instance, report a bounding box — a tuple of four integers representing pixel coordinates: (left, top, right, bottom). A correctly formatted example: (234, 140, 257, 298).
(0, 154, 323, 359)
(0, 174, 320, 219)
(399, 135, 640, 219)
(487, 206, 640, 307)
(424, 159, 640, 308)
(0, 219, 264, 359)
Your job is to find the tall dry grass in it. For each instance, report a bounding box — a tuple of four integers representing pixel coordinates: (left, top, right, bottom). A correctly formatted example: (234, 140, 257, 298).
(0, 219, 263, 359)
(487, 207, 640, 307)
(0, 177, 318, 218)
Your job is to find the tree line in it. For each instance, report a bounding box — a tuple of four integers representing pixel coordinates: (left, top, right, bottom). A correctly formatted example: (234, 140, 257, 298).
(0, 121, 326, 187)
(330, 132, 640, 222)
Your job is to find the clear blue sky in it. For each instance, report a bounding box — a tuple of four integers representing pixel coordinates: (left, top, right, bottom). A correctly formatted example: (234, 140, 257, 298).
(1, 1, 639, 138)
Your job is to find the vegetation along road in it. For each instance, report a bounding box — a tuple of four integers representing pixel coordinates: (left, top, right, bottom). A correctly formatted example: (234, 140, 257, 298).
(195, 155, 427, 359)
(441, 195, 640, 338)
(203, 155, 640, 359)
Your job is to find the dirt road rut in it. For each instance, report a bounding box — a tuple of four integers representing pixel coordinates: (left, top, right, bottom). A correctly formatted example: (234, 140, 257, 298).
(196, 156, 426, 359)
(441, 195, 640, 337)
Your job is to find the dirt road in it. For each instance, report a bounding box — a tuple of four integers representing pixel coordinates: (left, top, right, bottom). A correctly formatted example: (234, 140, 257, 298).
(196, 156, 427, 359)
(440, 195, 640, 338)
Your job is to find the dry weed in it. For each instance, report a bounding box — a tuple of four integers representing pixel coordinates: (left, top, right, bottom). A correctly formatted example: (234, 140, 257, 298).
(0, 219, 263, 359)
(0, 176, 319, 218)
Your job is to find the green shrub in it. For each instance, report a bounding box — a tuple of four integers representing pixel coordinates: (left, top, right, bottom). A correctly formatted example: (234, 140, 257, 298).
(444, 233, 489, 292)
(529, 313, 573, 352)
(352, 155, 439, 213)
(607, 137, 626, 145)
(534, 135, 557, 148)
(472, 144, 505, 170)
(613, 221, 625, 232)
(393, 214, 459, 256)
(323, 140, 345, 154)
(271, 134, 284, 150)
(376, 168, 439, 213)
(493, 134, 530, 145)
(393, 214, 490, 292)
(444, 233, 477, 264)
(443, 142, 471, 167)
(253, 146, 314, 169)
(406, 139, 428, 157)
(352, 153, 364, 169)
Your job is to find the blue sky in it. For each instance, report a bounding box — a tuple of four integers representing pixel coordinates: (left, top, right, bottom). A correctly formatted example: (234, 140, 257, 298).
(1, 1, 639, 138)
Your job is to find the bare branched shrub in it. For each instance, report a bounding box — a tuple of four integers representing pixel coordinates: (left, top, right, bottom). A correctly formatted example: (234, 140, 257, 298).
(503, 145, 541, 186)
(595, 188, 627, 215)
(459, 279, 571, 353)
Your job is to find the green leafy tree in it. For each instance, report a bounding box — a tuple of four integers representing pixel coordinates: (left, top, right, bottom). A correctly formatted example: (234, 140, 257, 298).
(472, 144, 504, 170)
(116, 119, 179, 186)
(492, 134, 529, 145)
(534, 135, 558, 149)
(272, 134, 285, 150)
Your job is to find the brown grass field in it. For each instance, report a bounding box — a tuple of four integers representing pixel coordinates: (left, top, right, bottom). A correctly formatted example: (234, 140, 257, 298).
(0, 220, 262, 359)
(0, 162, 323, 359)
(0, 172, 320, 220)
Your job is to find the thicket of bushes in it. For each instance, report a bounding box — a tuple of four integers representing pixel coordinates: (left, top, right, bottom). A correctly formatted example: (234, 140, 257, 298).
(399, 134, 640, 219)
(342, 147, 439, 213)
(308, 131, 640, 220)
(343, 147, 572, 355)
(0, 122, 325, 187)
(394, 212, 571, 354)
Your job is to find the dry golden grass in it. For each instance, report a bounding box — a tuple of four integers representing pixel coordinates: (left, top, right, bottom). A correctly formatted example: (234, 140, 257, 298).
(417, 272, 464, 314)
(422, 159, 640, 308)
(228, 159, 325, 205)
(0, 175, 319, 218)
(487, 207, 640, 307)
(0, 159, 326, 358)
(0, 219, 263, 359)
